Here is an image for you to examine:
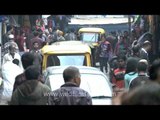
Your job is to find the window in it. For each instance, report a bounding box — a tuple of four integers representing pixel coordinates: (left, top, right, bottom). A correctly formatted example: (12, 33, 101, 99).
(81, 33, 99, 42)
(47, 54, 86, 67)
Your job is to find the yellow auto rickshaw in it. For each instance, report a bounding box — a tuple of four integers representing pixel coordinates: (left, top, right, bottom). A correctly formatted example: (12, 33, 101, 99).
(78, 27, 106, 66)
(41, 41, 92, 71)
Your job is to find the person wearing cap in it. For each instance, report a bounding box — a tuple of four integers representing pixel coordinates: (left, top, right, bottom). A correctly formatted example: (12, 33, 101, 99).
(129, 59, 150, 90)
(3, 34, 19, 55)
(1, 59, 23, 104)
(140, 40, 151, 63)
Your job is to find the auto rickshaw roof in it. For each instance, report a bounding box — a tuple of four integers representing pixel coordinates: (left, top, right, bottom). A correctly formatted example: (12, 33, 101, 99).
(78, 28, 105, 34)
(41, 41, 91, 55)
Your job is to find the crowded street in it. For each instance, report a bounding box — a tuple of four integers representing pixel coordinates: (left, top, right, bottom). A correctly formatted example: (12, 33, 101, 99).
(0, 15, 160, 105)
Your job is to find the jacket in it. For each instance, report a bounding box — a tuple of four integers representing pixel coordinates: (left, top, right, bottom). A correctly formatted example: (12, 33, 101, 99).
(10, 80, 51, 105)
(48, 82, 92, 105)
(13, 73, 45, 92)
(129, 74, 150, 90)
(99, 41, 112, 59)
(13, 73, 26, 92)
(140, 48, 149, 62)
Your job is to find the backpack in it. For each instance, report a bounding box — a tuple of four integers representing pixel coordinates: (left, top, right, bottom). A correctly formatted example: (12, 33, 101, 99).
(129, 75, 149, 90)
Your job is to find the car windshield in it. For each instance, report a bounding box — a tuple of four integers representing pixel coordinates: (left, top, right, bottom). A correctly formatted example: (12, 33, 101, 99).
(81, 33, 99, 42)
(47, 74, 112, 97)
(47, 55, 86, 67)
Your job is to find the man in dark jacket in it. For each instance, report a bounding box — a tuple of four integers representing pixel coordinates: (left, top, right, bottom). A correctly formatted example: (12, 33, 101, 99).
(10, 65, 51, 105)
(129, 59, 150, 90)
(13, 52, 45, 92)
(48, 66, 92, 105)
(30, 41, 43, 71)
(13, 52, 34, 92)
(140, 41, 151, 63)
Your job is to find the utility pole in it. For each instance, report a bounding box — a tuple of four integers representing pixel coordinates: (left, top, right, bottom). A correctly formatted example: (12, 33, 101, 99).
(128, 15, 131, 37)
(0, 21, 2, 69)
(128, 15, 131, 44)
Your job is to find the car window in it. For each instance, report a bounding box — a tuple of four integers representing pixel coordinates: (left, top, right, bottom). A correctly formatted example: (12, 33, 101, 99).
(47, 73, 112, 97)
(47, 55, 86, 67)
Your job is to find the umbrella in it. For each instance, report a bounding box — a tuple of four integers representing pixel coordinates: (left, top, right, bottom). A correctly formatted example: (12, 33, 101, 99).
(137, 32, 152, 46)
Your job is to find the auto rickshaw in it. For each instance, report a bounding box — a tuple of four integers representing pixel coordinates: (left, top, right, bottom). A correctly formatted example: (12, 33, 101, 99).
(78, 27, 106, 66)
(41, 41, 92, 71)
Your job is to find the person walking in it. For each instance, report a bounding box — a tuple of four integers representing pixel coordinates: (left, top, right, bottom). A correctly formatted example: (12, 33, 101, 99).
(10, 65, 51, 105)
(112, 54, 126, 90)
(114, 35, 128, 56)
(48, 66, 92, 105)
(2, 45, 23, 70)
(98, 35, 112, 73)
(30, 41, 43, 71)
(13, 52, 35, 92)
(1, 59, 23, 104)
(124, 57, 138, 89)
(30, 31, 43, 51)
(129, 59, 150, 90)
(3, 34, 19, 55)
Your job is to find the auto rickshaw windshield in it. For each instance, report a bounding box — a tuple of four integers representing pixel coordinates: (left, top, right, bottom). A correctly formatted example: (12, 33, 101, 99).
(80, 33, 100, 42)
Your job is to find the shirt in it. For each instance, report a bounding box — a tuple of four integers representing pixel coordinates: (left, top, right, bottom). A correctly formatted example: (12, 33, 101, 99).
(1, 61, 23, 100)
(30, 50, 43, 66)
(129, 73, 149, 90)
(124, 72, 138, 89)
(99, 41, 111, 58)
(2, 53, 23, 70)
(112, 68, 126, 89)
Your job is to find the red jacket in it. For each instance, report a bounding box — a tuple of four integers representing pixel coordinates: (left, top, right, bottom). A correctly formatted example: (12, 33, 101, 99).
(112, 68, 125, 88)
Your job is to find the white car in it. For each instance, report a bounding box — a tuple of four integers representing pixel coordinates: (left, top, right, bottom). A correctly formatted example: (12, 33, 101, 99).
(44, 66, 113, 105)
